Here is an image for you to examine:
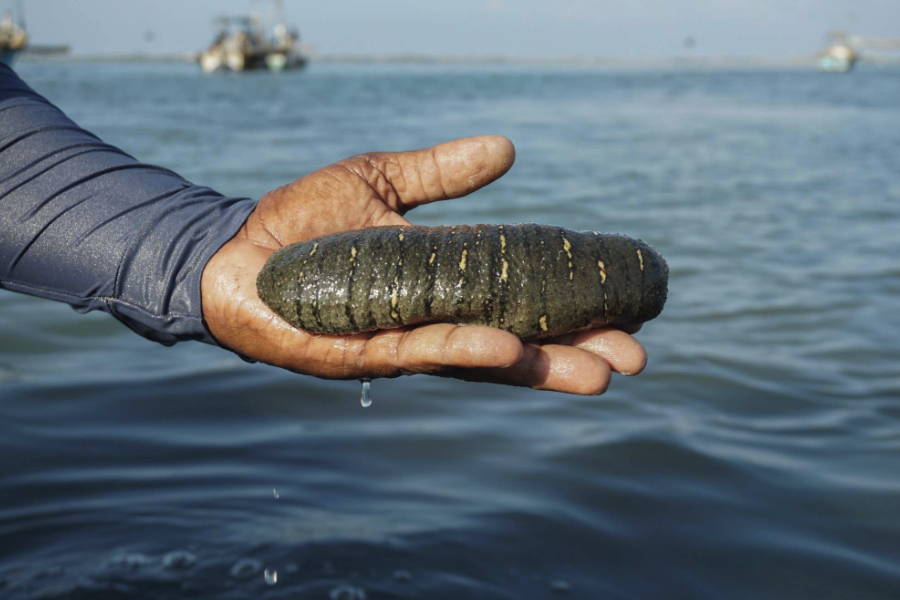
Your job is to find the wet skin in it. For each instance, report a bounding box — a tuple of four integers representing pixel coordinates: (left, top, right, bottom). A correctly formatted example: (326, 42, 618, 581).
(201, 136, 649, 395)
(258, 225, 668, 340)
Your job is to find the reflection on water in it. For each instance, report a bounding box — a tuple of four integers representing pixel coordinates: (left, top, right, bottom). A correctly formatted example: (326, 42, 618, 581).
(1, 62, 899, 599)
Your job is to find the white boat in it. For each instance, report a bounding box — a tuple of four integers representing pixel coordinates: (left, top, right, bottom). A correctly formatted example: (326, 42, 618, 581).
(816, 31, 900, 72)
(817, 41, 857, 73)
(0, 10, 27, 66)
(198, 1, 308, 74)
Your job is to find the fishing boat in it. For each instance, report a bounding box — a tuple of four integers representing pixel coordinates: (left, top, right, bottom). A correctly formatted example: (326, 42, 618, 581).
(0, 10, 27, 66)
(198, 0, 307, 74)
(817, 42, 857, 72)
(817, 38, 857, 73)
(817, 31, 900, 72)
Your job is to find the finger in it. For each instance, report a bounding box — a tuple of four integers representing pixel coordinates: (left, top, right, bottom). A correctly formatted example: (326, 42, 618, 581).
(545, 328, 647, 376)
(299, 323, 525, 379)
(348, 135, 516, 212)
(447, 343, 613, 396)
(364, 324, 525, 376)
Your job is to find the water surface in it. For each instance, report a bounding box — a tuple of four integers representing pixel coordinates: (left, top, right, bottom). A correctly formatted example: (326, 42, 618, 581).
(1, 62, 899, 599)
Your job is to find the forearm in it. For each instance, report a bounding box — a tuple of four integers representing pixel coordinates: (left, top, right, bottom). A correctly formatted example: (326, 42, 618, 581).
(0, 63, 255, 346)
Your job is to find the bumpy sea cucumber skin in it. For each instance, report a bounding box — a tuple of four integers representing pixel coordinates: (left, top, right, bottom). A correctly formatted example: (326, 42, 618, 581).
(257, 224, 668, 341)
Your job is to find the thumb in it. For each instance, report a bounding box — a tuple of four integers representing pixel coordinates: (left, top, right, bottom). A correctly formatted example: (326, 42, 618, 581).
(340, 135, 516, 214)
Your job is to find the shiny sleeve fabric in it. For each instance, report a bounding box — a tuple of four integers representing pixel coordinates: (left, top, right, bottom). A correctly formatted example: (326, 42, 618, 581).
(0, 63, 257, 346)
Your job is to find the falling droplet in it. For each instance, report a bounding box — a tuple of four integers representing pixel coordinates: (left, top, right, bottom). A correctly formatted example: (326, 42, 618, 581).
(272, 488, 279, 499)
(359, 378, 372, 408)
(264, 568, 278, 585)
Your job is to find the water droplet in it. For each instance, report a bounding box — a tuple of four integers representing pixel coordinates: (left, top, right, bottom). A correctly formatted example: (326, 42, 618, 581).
(551, 579, 572, 594)
(229, 558, 262, 579)
(359, 378, 372, 408)
(273, 488, 279, 499)
(393, 569, 412, 582)
(162, 549, 197, 570)
(264, 568, 278, 585)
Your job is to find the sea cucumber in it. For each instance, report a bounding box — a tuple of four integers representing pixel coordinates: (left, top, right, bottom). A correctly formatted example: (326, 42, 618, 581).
(257, 224, 668, 340)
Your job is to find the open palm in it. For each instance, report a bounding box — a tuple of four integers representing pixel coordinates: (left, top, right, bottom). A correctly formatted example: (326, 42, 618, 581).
(201, 136, 646, 394)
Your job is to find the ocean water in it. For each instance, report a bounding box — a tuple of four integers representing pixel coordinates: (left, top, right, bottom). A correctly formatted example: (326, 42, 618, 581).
(1, 62, 899, 599)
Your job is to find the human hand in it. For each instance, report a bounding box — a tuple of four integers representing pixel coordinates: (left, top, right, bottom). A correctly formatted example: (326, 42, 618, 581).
(201, 136, 647, 395)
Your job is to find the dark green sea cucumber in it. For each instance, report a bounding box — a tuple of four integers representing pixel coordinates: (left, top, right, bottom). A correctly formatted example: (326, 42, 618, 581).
(257, 224, 668, 340)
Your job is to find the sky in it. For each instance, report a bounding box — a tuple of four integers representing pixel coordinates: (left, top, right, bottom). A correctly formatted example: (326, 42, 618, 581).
(13, 0, 900, 58)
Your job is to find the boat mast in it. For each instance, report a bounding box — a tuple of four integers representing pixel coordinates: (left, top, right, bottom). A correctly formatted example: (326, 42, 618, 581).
(14, 0, 25, 28)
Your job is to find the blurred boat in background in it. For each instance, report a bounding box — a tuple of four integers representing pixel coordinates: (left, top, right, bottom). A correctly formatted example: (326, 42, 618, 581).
(817, 37, 857, 73)
(0, 2, 69, 66)
(198, 0, 308, 74)
(0, 9, 27, 66)
(818, 30, 900, 72)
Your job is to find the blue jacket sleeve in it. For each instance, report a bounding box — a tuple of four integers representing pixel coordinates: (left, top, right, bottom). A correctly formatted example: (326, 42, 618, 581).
(0, 63, 257, 346)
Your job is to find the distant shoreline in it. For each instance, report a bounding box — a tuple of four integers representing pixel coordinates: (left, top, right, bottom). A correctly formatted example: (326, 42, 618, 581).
(19, 52, 809, 66)
(19, 52, 900, 68)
